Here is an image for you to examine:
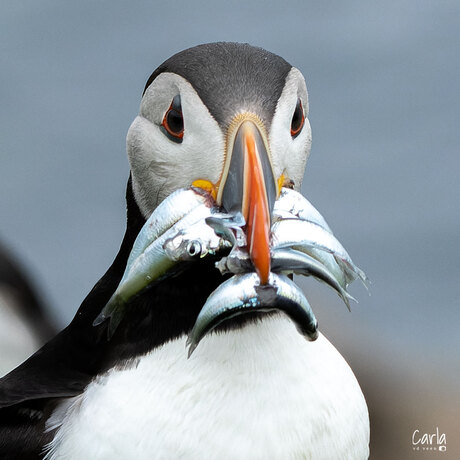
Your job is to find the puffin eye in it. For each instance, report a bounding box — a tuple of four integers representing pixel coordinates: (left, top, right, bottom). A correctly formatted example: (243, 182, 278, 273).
(161, 95, 184, 143)
(290, 99, 305, 138)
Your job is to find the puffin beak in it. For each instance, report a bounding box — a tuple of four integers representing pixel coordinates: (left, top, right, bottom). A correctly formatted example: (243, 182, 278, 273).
(218, 117, 277, 285)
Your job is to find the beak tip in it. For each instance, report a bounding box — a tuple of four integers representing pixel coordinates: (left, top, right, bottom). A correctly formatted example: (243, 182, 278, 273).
(255, 258, 270, 285)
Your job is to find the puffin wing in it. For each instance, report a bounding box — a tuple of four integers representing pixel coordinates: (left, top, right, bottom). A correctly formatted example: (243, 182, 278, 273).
(0, 327, 94, 458)
(0, 329, 94, 409)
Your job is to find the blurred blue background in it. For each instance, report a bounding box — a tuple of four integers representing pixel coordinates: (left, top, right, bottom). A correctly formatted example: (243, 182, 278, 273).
(1, 1, 459, 457)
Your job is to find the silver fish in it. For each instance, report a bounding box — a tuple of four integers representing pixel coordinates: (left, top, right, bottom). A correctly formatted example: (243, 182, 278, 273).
(126, 187, 214, 270)
(216, 248, 354, 310)
(215, 248, 252, 275)
(213, 216, 353, 290)
(271, 218, 367, 285)
(205, 212, 247, 248)
(187, 272, 318, 357)
(272, 188, 365, 287)
(94, 239, 176, 337)
(94, 203, 230, 337)
(164, 219, 232, 261)
(271, 249, 355, 310)
(123, 200, 220, 277)
(273, 188, 332, 233)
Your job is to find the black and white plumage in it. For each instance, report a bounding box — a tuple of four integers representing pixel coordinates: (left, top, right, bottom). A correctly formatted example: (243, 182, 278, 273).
(0, 43, 369, 459)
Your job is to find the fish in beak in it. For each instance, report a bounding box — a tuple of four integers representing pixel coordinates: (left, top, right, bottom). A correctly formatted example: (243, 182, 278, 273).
(217, 114, 278, 284)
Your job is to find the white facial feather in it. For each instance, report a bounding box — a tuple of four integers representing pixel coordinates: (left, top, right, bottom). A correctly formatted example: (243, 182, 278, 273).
(127, 72, 225, 218)
(269, 67, 312, 191)
(44, 315, 369, 460)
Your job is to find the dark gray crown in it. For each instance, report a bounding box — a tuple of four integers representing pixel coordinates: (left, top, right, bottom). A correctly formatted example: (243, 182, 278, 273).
(144, 42, 292, 129)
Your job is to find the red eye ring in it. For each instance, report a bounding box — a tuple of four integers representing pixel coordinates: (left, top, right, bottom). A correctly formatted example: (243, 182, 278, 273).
(161, 95, 184, 141)
(290, 99, 305, 138)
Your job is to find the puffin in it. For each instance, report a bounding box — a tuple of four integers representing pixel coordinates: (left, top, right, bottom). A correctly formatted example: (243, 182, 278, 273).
(0, 42, 369, 459)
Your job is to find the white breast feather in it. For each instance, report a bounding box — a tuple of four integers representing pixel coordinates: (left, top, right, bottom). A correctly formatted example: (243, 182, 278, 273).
(44, 315, 369, 459)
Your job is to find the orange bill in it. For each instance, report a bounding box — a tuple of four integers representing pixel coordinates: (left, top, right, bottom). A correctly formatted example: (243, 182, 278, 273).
(242, 124, 271, 284)
(220, 118, 277, 285)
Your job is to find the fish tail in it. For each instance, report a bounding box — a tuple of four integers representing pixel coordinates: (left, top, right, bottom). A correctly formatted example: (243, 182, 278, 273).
(186, 340, 198, 359)
(340, 290, 357, 312)
(93, 294, 125, 340)
(334, 255, 369, 291)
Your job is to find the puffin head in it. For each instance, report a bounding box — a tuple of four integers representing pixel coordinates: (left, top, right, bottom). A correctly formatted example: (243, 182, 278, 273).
(127, 42, 312, 283)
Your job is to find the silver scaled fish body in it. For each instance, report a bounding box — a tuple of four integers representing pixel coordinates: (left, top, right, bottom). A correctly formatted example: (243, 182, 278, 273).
(163, 219, 232, 261)
(216, 248, 355, 311)
(271, 249, 355, 310)
(272, 187, 364, 288)
(126, 187, 214, 270)
(271, 218, 367, 287)
(94, 185, 367, 347)
(187, 272, 318, 356)
(273, 188, 332, 233)
(204, 212, 247, 248)
(94, 196, 230, 337)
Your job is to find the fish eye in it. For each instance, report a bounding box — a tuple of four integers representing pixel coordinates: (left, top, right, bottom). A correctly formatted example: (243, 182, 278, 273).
(161, 95, 184, 143)
(290, 98, 305, 138)
(187, 241, 201, 257)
